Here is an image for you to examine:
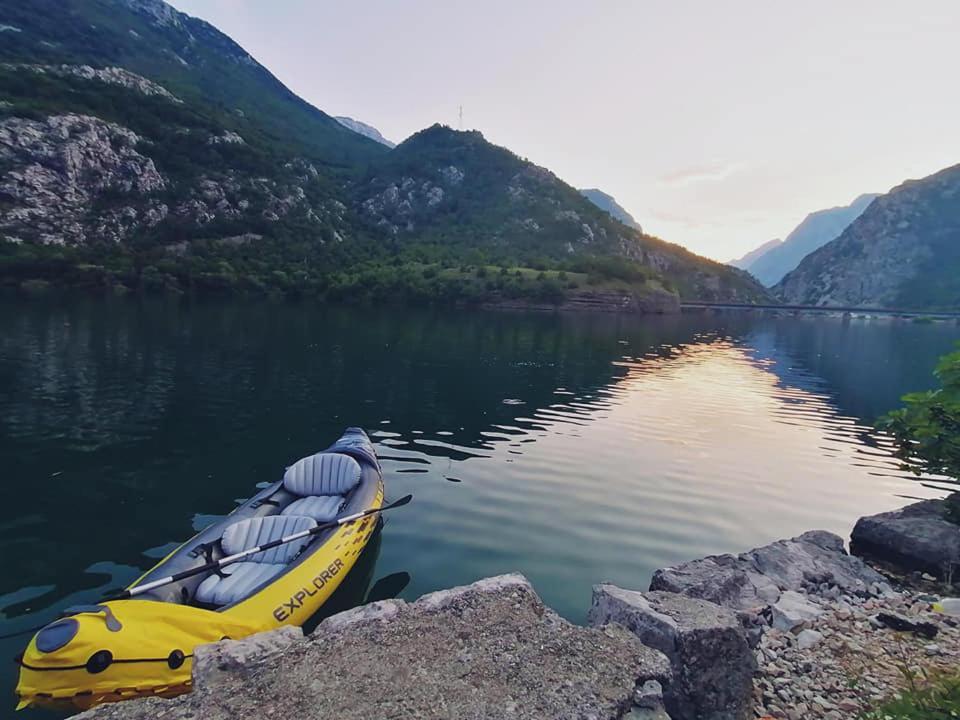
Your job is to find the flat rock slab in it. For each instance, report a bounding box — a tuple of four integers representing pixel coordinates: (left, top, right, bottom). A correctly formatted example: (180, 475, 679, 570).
(851, 496, 960, 578)
(770, 590, 825, 632)
(650, 530, 890, 613)
(77, 574, 670, 720)
(589, 585, 755, 720)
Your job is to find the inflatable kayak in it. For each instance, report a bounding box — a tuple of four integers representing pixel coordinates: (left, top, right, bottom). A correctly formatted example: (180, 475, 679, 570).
(15, 427, 386, 711)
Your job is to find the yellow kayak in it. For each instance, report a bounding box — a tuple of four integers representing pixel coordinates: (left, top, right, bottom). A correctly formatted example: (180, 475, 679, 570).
(16, 427, 385, 711)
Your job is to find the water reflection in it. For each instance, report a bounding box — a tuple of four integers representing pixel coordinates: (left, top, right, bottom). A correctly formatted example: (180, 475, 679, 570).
(0, 298, 958, 716)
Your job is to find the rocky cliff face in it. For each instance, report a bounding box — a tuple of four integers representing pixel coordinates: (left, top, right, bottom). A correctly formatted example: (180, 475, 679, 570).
(0, 105, 345, 247)
(0, 114, 166, 244)
(776, 164, 960, 309)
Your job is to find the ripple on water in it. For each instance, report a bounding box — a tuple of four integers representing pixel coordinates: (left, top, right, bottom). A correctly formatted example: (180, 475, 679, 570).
(371, 335, 952, 621)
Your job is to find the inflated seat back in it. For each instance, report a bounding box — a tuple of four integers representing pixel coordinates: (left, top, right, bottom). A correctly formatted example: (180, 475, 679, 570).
(221, 514, 316, 565)
(283, 452, 361, 497)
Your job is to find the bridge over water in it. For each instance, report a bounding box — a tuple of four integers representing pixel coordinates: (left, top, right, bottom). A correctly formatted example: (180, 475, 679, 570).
(680, 301, 960, 320)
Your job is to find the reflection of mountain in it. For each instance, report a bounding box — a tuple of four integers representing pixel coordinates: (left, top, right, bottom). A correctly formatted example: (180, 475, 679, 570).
(0, 299, 177, 449)
(722, 316, 956, 422)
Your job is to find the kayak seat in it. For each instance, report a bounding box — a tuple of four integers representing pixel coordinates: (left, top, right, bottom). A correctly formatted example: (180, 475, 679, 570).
(195, 562, 286, 607)
(282, 452, 361, 496)
(279, 452, 361, 522)
(282, 495, 344, 523)
(195, 515, 316, 607)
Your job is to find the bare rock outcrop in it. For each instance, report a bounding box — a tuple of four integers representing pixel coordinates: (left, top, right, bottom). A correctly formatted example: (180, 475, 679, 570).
(0, 114, 166, 245)
(359, 169, 463, 234)
(649, 530, 891, 615)
(78, 574, 671, 720)
(4, 64, 182, 103)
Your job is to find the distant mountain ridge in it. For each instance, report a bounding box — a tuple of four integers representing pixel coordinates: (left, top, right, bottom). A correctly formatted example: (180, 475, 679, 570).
(578, 189, 642, 231)
(776, 164, 960, 309)
(334, 116, 395, 148)
(742, 194, 879, 286)
(749, 193, 880, 286)
(729, 238, 781, 270)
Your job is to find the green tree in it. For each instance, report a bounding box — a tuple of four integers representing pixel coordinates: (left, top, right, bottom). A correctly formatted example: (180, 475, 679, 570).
(879, 344, 960, 520)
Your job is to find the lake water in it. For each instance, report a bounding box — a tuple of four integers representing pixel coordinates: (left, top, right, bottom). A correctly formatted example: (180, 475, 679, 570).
(1, 297, 958, 715)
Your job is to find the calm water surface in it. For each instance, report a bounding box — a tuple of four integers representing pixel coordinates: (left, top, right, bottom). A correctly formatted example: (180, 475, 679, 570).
(1, 298, 958, 714)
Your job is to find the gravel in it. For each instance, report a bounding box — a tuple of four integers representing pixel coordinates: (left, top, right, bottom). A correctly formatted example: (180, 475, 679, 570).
(752, 586, 959, 719)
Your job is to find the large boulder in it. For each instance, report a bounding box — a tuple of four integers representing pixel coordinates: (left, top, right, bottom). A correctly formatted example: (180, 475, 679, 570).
(589, 585, 755, 720)
(78, 574, 671, 720)
(851, 497, 960, 578)
(650, 530, 891, 613)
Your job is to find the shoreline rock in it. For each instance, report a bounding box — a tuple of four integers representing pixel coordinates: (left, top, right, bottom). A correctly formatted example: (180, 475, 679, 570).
(649, 530, 892, 632)
(851, 495, 960, 579)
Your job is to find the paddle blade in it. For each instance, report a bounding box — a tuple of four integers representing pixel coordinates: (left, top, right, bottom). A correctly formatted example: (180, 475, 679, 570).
(385, 494, 413, 509)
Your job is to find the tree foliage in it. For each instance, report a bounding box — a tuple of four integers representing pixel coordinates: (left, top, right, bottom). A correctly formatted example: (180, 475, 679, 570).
(879, 345, 960, 501)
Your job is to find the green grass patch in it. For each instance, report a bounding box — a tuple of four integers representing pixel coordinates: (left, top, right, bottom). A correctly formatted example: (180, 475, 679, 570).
(862, 673, 960, 719)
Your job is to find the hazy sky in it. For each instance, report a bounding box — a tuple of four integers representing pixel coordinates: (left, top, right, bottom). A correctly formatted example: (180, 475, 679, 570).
(169, 0, 959, 261)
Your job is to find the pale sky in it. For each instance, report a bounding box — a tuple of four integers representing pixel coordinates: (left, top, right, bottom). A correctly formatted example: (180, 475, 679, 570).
(169, 0, 960, 261)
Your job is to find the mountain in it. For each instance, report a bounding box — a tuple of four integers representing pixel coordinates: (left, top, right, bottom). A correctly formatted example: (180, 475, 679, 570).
(578, 188, 642, 231)
(745, 194, 879, 286)
(776, 164, 960, 309)
(0, 0, 386, 167)
(728, 238, 782, 270)
(0, 0, 768, 308)
(354, 125, 767, 302)
(334, 116, 395, 148)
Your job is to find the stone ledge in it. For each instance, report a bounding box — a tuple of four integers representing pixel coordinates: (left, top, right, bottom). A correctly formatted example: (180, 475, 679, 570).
(77, 573, 670, 720)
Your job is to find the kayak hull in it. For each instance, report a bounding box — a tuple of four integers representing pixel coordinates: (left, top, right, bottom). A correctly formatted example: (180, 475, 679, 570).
(16, 428, 384, 711)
